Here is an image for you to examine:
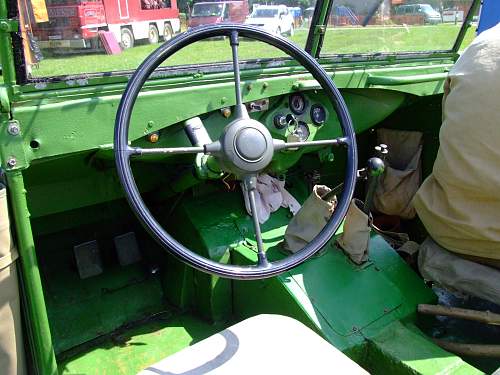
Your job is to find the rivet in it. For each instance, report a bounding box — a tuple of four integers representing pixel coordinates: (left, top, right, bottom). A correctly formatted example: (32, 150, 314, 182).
(221, 107, 231, 118)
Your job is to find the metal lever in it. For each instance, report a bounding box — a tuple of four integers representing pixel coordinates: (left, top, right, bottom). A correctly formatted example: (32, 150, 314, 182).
(363, 155, 386, 215)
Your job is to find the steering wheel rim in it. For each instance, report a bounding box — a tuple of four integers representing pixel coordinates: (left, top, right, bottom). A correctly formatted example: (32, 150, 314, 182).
(114, 24, 357, 280)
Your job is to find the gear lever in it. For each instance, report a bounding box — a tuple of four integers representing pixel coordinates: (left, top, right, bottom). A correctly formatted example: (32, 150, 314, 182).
(363, 149, 386, 214)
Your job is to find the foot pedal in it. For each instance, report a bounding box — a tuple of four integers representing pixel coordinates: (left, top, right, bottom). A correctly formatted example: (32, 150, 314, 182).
(74, 240, 103, 279)
(114, 232, 142, 266)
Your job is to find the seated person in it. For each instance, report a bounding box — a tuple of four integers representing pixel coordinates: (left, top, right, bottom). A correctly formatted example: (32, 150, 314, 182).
(413, 23, 500, 270)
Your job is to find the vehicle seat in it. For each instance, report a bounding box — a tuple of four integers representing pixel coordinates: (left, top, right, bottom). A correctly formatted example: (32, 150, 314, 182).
(138, 314, 368, 374)
(419, 237, 500, 305)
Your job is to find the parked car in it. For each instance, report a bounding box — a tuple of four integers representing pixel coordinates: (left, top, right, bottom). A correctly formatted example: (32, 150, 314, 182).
(393, 3, 441, 24)
(245, 4, 294, 36)
(188, 0, 249, 28)
(442, 9, 464, 23)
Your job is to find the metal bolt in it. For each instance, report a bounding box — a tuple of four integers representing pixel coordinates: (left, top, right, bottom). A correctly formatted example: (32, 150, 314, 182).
(147, 131, 160, 143)
(221, 107, 232, 118)
(6, 157, 17, 168)
(7, 121, 20, 136)
(0, 21, 9, 32)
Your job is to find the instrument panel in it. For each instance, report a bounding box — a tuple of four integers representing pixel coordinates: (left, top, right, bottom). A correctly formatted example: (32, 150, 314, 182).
(264, 92, 331, 145)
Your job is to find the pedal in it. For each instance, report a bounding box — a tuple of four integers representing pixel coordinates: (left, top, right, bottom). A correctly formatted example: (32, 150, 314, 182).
(114, 232, 142, 266)
(74, 240, 103, 279)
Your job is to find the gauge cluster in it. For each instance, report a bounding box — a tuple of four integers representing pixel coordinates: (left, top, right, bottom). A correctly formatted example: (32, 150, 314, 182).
(268, 92, 329, 144)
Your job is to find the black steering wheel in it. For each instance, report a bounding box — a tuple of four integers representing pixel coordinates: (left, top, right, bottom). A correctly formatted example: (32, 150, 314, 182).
(114, 24, 357, 280)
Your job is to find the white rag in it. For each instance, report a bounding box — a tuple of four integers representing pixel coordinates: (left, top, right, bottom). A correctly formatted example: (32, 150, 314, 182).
(243, 174, 301, 224)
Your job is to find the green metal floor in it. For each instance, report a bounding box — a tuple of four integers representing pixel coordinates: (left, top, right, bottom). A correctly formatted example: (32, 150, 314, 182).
(58, 312, 227, 374)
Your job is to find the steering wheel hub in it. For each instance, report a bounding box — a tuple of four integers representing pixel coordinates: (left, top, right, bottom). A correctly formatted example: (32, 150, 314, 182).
(218, 117, 274, 176)
(234, 127, 268, 162)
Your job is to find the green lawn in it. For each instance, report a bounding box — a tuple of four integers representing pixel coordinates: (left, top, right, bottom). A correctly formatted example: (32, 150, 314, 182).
(32, 23, 476, 78)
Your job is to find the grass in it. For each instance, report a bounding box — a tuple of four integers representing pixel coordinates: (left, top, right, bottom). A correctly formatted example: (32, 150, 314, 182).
(32, 23, 476, 77)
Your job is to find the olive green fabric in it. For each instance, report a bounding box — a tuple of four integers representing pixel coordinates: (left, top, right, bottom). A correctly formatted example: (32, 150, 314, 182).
(337, 199, 370, 264)
(373, 129, 423, 219)
(414, 23, 500, 261)
(0, 186, 27, 375)
(283, 185, 335, 253)
(418, 237, 500, 305)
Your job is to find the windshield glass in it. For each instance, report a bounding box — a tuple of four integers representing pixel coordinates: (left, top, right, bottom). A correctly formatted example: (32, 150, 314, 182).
(22, 0, 312, 78)
(19, 0, 476, 79)
(321, 0, 476, 56)
(191, 3, 223, 17)
(420, 4, 437, 14)
(251, 8, 279, 18)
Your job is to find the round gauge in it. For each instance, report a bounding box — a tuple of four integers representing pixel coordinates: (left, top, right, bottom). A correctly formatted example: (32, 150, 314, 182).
(295, 121, 310, 142)
(310, 104, 326, 126)
(289, 93, 307, 115)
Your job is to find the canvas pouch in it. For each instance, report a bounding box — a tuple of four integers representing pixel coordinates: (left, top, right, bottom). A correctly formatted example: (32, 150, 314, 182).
(337, 199, 370, 264)
(283, 185, 336, 253)
(373, 129, 423, 219)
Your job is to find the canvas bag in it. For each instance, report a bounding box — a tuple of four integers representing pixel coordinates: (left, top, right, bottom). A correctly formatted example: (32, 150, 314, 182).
(373, 129, 423, 219)
(283, 185, 335, 253)
(337, 199, 370, 264)
(414, 23, 500, 261)
(0, 185, 26, 375)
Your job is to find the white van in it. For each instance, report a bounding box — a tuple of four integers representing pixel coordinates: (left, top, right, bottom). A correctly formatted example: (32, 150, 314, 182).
(245, 4, 295, 36)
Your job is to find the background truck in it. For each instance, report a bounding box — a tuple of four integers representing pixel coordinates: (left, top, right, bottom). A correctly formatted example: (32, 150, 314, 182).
(188, 0, 248, 29)
(32, 0, 180, 50)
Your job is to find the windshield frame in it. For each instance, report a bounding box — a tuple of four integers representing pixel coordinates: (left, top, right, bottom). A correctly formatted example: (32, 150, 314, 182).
(2, 0, 480, 87)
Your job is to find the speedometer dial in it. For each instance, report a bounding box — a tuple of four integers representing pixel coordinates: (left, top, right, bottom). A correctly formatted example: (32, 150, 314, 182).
(289, 93, 307, 115)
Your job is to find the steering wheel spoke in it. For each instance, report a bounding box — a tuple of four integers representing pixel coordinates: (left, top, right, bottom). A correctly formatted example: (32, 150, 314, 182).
(273, 137, 349, 151)
(242, 175, 269, 267)
(229, 31, 249, 120)
(127, 141, 223, 157)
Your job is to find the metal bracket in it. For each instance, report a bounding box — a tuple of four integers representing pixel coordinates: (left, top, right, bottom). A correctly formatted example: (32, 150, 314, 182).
(314, 25, 326, 35)
(0, 19, 19, 33)
(0, 119, 29, 170)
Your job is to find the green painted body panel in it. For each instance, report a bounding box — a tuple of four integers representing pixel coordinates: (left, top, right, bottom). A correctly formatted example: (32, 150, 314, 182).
(0, 0, 492, 373)
(365, 322, 482, 375)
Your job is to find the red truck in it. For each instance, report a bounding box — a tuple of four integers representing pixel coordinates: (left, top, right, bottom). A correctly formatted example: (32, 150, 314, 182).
(32, 0, 180, 50)
(188, 0, 248, 29)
